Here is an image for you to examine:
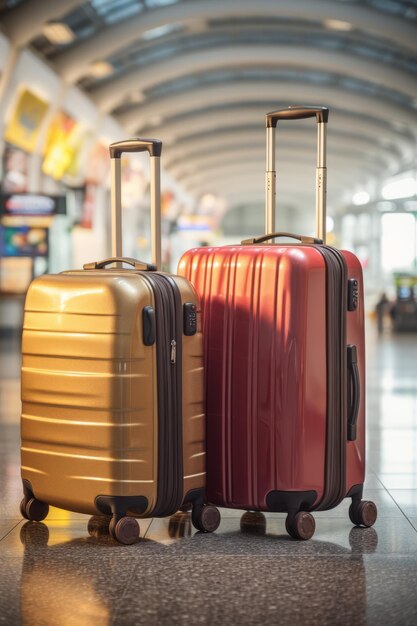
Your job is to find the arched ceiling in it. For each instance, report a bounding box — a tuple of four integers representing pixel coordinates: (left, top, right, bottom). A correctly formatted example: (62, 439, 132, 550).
(1, 0, 417, 222)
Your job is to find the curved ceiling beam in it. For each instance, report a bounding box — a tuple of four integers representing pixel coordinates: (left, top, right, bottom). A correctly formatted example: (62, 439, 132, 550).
(163, 127, 403, 166)
(187, 178, 322, 205)
(176, 159, 377, 191)
(0, 0, 82, 47)
(53, 0, 417, 83)
(119, 80, 417, 135)
(169, 147, 390, 181)
(222, 190, 321, 205)
(185, 181, 359, 210)
(191, 167, 359, 192)
(180, 161, 378, 192)
(221, 194, 318, 216)
(185, 174, 353, 206)
(89, 45, 417, 113)
(142, 107, 414, 161)
(165, 136, 397, 173)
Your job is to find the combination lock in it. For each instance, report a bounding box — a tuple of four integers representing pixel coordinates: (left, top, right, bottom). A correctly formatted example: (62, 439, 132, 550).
(348, 278, 359, 311)
(183, 302, 197, 336)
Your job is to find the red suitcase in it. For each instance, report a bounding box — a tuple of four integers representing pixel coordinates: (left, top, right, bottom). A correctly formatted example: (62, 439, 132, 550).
(178, 106, 377, 539)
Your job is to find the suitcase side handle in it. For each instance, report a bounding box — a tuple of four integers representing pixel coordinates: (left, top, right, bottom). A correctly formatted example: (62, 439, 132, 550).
(265, 105, 329, 243)
(83, 257, 157, 271)
(241, 232, 323, 245)
(347, 345, 360, 441)
(109, 137, 162, 269)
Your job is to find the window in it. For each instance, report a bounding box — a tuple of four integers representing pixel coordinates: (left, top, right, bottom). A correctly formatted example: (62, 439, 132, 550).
(381, 213, 416, 272)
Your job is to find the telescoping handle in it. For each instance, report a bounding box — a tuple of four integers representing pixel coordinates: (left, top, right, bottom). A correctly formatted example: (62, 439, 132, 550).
(265, 105, 329, 243)
(109, 137, 162, 269)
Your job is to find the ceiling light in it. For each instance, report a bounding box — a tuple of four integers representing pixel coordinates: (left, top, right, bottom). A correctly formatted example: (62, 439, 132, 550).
(323, 19, 352, 31)
(352, 191, 370, 206)
(142, 24, 181, 40)
(201, 193, 216, 206)
(89, 61, 113, 78)
(382, 176, 417, 200)
(42, 22, 75, 45)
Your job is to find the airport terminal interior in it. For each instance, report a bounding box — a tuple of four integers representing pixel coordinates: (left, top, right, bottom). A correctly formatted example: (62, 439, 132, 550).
(0, 0, 417, 624)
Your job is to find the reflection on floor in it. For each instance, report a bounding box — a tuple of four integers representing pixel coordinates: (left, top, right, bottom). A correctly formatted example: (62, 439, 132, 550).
(1, 327, 417, 625)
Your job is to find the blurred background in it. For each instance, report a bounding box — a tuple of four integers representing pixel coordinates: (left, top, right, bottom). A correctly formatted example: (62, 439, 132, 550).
(0, 0, 416, 335)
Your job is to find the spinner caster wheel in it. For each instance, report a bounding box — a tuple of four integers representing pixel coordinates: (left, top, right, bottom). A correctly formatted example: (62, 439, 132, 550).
(20, 497, 49, 522)
(109, 516, 140, 545)
(349, 500, 377, 528)
(285, 511, 315, 540)
(240, 511, 266, 535)
(87, 515, 111, 538)
(192, 505, 221, 533)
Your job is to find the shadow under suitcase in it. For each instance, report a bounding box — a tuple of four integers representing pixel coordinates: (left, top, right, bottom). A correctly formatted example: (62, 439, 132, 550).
(19, 515, 378, 625)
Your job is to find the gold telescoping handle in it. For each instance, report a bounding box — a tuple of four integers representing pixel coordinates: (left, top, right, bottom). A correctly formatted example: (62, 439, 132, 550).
(108, 137, 162, 269)
(83, 257, 157, 271)
(265, 105, 329, 243)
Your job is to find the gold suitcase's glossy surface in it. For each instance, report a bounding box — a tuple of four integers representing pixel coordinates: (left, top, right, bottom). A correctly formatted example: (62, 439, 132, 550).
(21, 268, 205, 517)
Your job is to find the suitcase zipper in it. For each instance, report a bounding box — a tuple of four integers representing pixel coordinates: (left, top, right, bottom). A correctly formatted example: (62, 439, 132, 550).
(170, 339, 177, 364)
(141, 273, 183, 517)
(315, 246, 347, 511)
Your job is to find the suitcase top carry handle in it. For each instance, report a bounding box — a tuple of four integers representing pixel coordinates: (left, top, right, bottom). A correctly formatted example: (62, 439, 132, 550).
(265, 105, 329, 244)
(266, 106, 329, 127)
(83, 257, 157, 271)
(109, 137, 162, 269)
(241, 232, 323, 245)
(109, 138, 162, 159)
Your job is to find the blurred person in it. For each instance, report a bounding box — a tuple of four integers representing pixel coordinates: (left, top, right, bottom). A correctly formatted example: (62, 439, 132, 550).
(375, 292, 389, 334)
(389, 300, 398, 330)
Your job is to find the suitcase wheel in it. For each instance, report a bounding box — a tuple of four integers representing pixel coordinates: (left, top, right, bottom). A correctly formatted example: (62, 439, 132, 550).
(20, 497, 49, 522)
(285, 511, 315, 540)
(192, 505, 221, 533)
(349, 500, 377, 528)
(109, 516, 140, 545)
(87, 515, 112, 538)
(240, 511, 266, 535)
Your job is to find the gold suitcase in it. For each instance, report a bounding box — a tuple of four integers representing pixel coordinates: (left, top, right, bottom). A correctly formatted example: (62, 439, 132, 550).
(20, 138, 220, 544)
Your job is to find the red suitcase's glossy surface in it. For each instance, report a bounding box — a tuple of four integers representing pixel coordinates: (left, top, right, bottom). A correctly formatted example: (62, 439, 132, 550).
(179, 244, 366, 511)
(181, 245, 327, 508)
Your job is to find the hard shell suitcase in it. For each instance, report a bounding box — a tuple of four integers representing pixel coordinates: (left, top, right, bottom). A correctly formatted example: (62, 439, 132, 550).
(20, 138, 220, 544)
(178, 106, 377, 539)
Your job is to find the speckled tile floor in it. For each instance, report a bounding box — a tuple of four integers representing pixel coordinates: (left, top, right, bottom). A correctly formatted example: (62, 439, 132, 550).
(1, 327, 417, 625)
